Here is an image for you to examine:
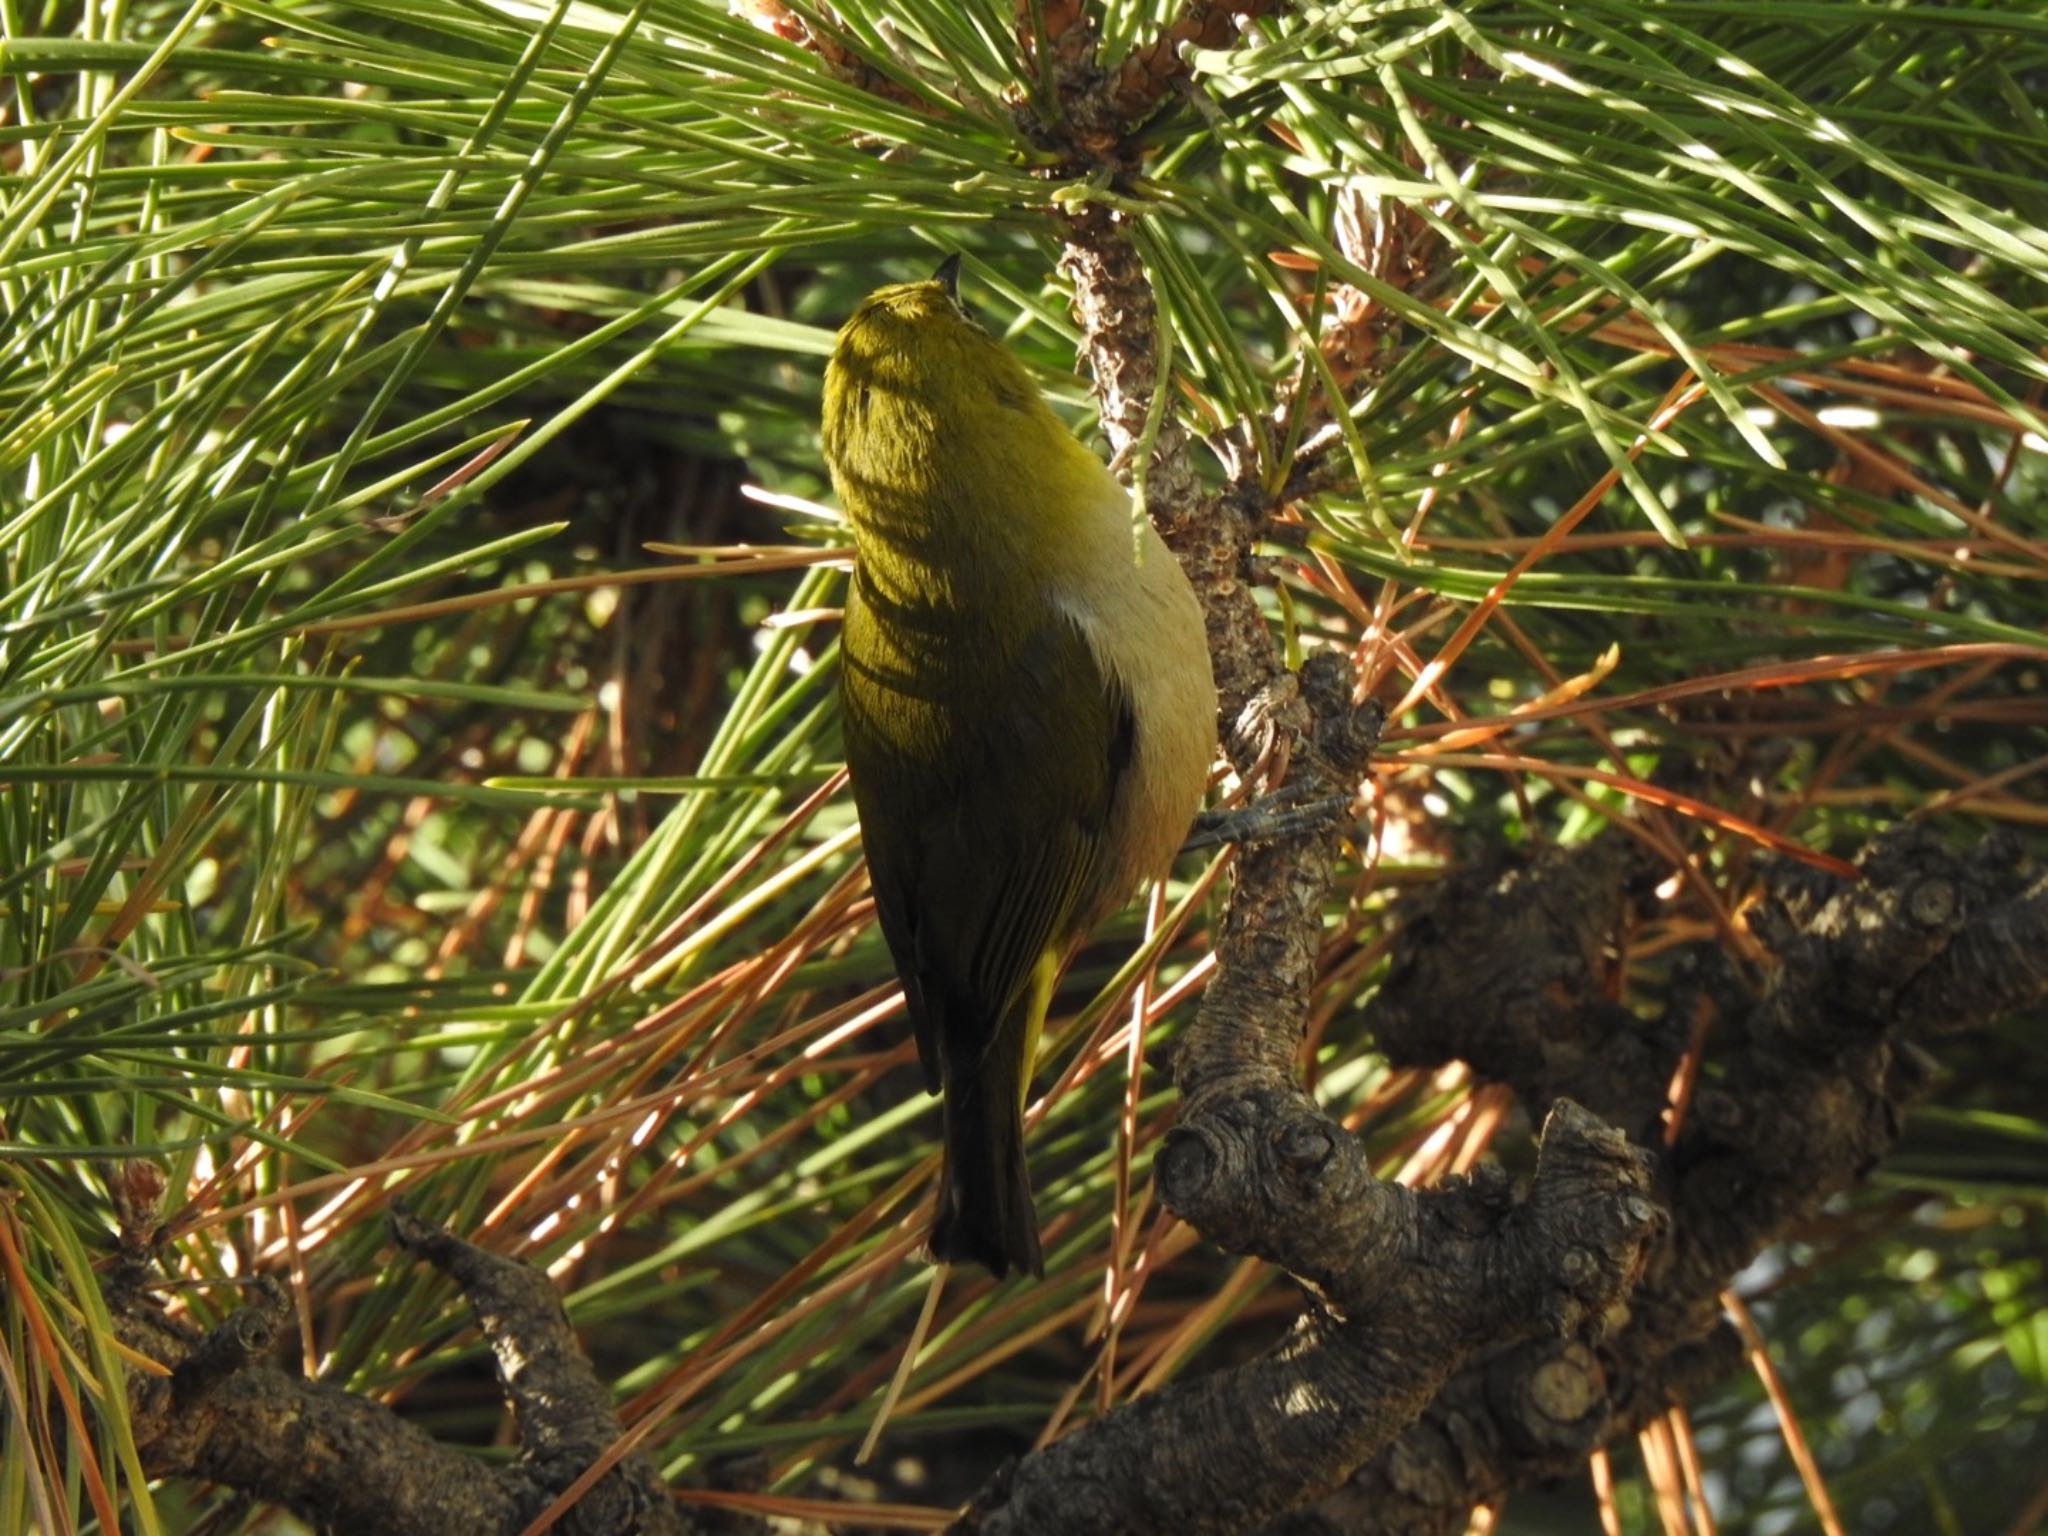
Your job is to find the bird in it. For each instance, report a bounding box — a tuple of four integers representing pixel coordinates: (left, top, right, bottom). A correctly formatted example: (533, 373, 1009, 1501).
(822, 256, 1216, 1278)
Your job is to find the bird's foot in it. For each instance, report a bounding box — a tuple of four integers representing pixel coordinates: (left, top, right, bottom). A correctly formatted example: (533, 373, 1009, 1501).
(1183, 781, 1353, 852)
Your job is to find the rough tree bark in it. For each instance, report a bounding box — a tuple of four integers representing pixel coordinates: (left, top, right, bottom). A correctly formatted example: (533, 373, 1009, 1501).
(1267, 825, 2048, 1534)
(104, 1206, 695, 1536)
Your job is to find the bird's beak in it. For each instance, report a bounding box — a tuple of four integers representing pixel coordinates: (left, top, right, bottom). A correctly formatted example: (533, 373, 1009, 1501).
(932, 253, 962, 301)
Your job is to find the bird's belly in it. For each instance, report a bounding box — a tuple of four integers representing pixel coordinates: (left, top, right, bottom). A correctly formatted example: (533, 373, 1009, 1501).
(1066, 564, 1215, 929)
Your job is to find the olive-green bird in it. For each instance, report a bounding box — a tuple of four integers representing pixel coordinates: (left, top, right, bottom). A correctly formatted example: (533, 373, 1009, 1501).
(823, 259, 1215, 1278)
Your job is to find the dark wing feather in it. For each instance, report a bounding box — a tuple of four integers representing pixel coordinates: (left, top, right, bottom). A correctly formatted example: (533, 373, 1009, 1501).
(842, 575, 1134, 1093)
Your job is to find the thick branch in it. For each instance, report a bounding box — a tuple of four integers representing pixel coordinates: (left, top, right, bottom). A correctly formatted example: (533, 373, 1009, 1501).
(962, 1105, 1657, 1536)
(1367, 835, 1676, 1139)
(1292, 827, 2048, 1534)
(108, 1208, 691, 1536)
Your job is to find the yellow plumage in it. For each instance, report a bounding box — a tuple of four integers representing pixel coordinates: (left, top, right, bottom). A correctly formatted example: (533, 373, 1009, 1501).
(823, 262, 1214, 1278)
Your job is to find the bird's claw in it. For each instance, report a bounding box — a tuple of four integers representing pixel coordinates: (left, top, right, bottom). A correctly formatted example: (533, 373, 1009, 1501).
(1182, 782, 1353, 852)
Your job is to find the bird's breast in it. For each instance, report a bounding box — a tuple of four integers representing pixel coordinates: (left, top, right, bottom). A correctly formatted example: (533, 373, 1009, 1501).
(1053, 516, 1216, 928)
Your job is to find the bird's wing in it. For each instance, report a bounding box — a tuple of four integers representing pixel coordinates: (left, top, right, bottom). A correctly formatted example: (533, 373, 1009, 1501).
(843, 589, 1135, 1093)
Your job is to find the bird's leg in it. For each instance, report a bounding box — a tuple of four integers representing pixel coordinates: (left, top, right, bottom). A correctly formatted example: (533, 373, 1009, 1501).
(1182, 781, 1353, 852)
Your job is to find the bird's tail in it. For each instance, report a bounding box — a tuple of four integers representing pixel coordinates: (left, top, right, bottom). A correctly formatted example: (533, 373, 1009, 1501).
(929, 1069, 1043, 1278)
(928, 960, 1051, 1279)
